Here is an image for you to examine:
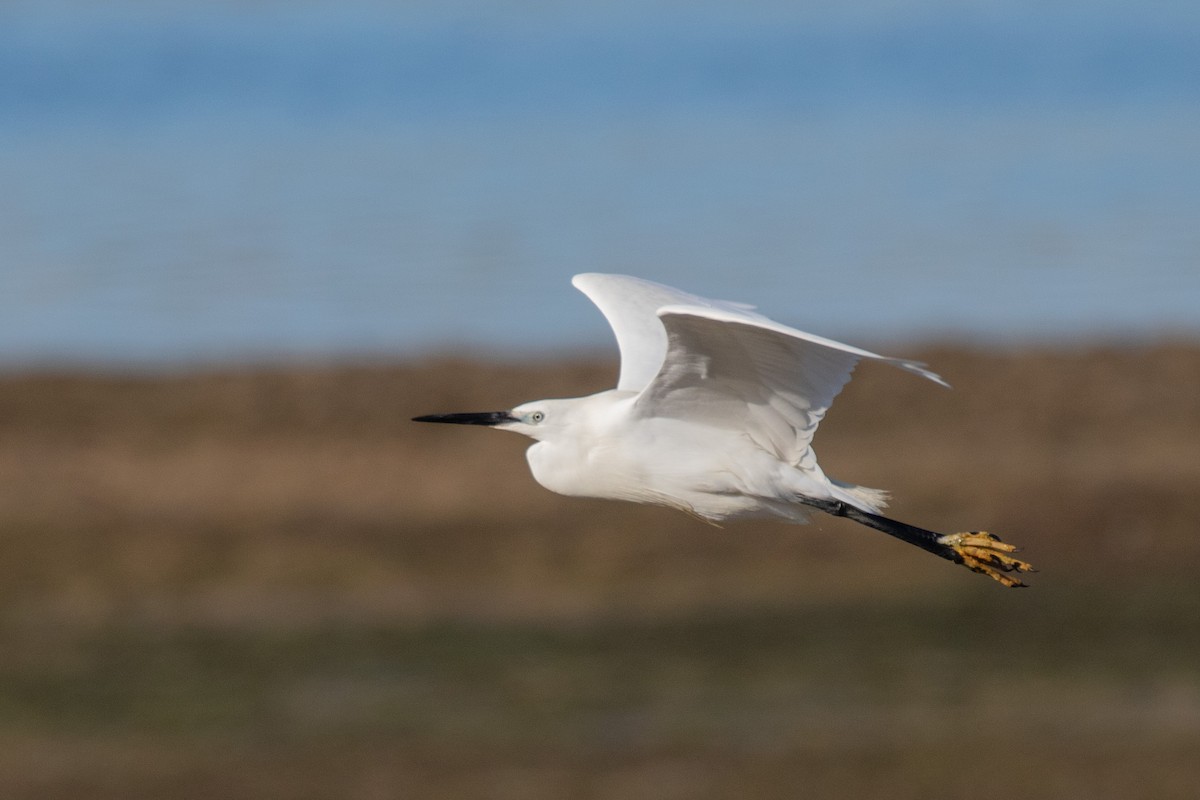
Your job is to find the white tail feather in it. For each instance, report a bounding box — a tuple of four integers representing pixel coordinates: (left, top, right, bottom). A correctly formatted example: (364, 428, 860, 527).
(830, 480, 891, 515)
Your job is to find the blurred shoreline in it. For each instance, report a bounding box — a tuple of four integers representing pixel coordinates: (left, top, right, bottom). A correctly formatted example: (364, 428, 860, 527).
(5, 340, 1199, 623)
(2, 342, 1198, 798)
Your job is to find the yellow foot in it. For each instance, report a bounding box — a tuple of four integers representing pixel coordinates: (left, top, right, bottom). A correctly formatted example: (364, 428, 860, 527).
(938, 531, 1035, 588)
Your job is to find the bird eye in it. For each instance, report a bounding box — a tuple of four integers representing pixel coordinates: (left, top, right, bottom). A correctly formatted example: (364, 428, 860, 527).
(529, 411, 545, 423)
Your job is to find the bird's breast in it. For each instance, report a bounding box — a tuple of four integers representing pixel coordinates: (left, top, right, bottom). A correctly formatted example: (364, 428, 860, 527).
(524, 439, 637, 501)
(522, 424, 774, 517)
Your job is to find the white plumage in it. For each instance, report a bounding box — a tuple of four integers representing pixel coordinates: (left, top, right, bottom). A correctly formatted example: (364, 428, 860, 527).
(415, 273, 1033, 587)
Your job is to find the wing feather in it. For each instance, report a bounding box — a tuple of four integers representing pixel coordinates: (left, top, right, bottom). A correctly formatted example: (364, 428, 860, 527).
(634, 305, 947, 464)
(572, 273, 758, 391)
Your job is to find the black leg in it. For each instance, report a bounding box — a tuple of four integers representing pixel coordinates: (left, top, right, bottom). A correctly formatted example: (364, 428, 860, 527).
(799, 497, 1034, 587)
(803, 498, 955, 561)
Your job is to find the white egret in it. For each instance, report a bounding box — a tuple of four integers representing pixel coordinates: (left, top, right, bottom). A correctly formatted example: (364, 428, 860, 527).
(415, 273, 1033, 587)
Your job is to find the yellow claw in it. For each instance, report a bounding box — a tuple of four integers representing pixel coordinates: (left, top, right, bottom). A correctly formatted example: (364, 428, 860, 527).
(938, 531, 1035, 588)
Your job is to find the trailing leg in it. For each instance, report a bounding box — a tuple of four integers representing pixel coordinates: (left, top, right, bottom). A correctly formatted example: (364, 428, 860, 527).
(804, 498, 1034, 588)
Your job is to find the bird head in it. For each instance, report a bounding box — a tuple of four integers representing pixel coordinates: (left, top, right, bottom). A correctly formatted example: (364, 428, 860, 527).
(413, 399, 564, 441)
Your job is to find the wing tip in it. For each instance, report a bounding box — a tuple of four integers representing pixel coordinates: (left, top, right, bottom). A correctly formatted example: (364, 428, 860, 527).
(895, 359, 952, 389)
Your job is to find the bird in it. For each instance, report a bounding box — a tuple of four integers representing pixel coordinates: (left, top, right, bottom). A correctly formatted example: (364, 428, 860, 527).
(414, 273, 1033, 587)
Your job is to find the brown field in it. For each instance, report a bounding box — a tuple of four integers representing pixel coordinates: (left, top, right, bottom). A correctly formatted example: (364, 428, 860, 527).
(1, 342, 1198, 799)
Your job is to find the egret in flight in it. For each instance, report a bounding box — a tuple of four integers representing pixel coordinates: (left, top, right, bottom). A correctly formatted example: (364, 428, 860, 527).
(415, 274, 1033, 587)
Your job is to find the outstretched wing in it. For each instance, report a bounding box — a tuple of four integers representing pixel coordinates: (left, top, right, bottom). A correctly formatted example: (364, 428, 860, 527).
(633, 305, 948, 464)
(572, 273, 758, 392)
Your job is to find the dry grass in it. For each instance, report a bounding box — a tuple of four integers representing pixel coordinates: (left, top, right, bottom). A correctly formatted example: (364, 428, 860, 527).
(1, 343, 1199, 798)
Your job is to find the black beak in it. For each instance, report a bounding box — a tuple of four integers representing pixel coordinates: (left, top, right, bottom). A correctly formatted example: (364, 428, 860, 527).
(412, 411, 517, 426)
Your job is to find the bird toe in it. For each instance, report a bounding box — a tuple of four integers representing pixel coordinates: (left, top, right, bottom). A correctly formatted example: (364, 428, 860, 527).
(938, 531, 1035, 588)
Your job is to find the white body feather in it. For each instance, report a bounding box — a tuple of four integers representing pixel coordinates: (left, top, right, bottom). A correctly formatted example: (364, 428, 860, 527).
(497, 274, 948, 524)
(414, 275, 1040, 588)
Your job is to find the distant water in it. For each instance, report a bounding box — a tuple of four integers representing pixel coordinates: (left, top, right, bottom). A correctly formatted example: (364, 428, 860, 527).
(2, 1, 1199, 367)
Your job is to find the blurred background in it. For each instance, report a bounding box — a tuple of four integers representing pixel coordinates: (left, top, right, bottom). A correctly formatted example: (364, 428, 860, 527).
(2, 1, 1199, 798)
